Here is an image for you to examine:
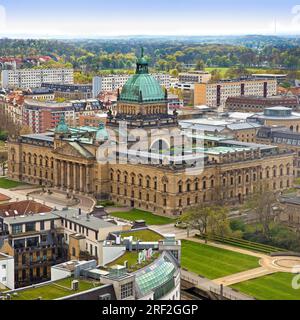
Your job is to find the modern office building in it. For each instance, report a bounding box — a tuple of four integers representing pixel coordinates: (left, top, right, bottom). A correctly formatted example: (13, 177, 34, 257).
(194, 78, 277, 109)
(1, 234, 181, 300)
(1, 68, 74, 89)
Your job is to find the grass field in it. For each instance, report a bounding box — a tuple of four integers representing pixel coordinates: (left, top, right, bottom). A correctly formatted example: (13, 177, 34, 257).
(121, 229, 163, 241)
(0, 178, 26, 189)
(110, 209, 174, 225)
(181, 240, 259, 279)
(231, 273, 300, 300)
(204, 67, 286, 78)
(11, 278, 100, 300)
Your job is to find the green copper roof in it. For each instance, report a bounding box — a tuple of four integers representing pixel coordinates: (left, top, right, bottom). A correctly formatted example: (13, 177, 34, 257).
(96, 122, 109, 141)
(119, 48, 166, 103)
(55, 114, 69, 134)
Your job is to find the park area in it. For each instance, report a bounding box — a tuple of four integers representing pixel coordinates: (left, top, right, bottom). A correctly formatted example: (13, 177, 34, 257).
(181, 240, 259, 279)
(0, 177, 26, 189)
(110, 209, 174, 226)
(231, 273, 300, 300)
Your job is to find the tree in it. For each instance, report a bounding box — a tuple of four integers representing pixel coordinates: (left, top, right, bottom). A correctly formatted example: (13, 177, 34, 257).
(225, 66, 250, 79)
(245, 183, 279, 239)
(195, 59, 205, 70)
(180, 205, 230, 242)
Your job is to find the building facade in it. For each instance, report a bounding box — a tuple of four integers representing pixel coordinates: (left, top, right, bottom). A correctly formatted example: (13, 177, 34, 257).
(41, 83, 93, 100)
(225, 95, 300, 113)
(23, 99, 103, 133)
(194, 78, 277, 110)
(92, 73, 171, 98)
(1, 68, 74, 89)
(7, 53, 295, 216)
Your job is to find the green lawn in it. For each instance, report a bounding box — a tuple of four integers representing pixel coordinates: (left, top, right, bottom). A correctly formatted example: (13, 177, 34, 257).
(110, 209, 174, 225)
(0, 178, 26, 189)
(232, 273, 300, 300)
(11, 277, 101, 300)
(181, 240, 259, 279)
(205, 67, 287, 79)
(121, 229, 163, 241)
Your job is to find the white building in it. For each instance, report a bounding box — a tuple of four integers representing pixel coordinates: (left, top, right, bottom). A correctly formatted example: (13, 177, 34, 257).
(1, 68, 74, 89)
(0, 253, 14, 290)
(92, 73, 171, 98)
(179, 71, 212, 83)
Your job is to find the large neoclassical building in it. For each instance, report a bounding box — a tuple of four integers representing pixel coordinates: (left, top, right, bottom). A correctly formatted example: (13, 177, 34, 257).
(7, 52, 295, 216)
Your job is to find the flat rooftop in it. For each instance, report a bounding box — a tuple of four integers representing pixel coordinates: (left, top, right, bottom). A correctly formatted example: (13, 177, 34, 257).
(54, 209, 117, 231)
(8, 277, 102, 300)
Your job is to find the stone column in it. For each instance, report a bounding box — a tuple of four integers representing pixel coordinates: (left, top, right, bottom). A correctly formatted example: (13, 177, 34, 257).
(60, 161, 65, 190)
(73, 163, 77, 192)
(79, 164, 84, 193)
(67, 162, 71, 191)
(86, 165, 91, 194)
(54, 160, 59, 188)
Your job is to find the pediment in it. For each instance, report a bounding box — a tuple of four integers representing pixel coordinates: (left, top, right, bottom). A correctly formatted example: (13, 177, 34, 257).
(54, 142, 94, 159)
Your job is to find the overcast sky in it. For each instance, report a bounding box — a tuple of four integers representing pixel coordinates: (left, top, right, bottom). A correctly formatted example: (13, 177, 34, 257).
(0, 0, 299, 37)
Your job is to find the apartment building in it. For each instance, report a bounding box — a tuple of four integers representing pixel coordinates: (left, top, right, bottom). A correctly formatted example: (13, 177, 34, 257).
(178, 71, 212, 83)
(92, 73, 171, 98)
(194, 78, 277, 110)
(23, 99, 103, 133)
(0, 253, 14, 290)
(1, 68, 74, 89)
(0, 203, 130, 289)
(41, 83, 93, 100)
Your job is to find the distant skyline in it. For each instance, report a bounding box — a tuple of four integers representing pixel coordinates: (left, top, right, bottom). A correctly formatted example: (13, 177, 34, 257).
(0, 0, 299, 37)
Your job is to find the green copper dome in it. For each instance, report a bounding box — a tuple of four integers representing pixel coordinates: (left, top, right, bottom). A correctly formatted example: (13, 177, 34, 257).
(119, 48, 166, 103)
(55, 114, 69, 134)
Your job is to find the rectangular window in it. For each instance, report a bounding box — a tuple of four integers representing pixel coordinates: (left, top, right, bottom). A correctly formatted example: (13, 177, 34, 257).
(40, 221, 45, 231)
(121, 282, 134, 299)
(12, 224, 22, 235)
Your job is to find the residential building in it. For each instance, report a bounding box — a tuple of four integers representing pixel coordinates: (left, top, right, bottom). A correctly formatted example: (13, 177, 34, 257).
(1, 68, 74, 89)
(41, 83, 93, 100)
(178, 71, 212, 83)
(0, 253, 14, 290)
(225, 95, 300, 113)
(23, 99, 103, 133)
(2, 234, 181, 300)
(23, 88, 55, 101)
(0, 202, 130, 289)
(252, 73, 287, 83)
(194, 78, 277, 110)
